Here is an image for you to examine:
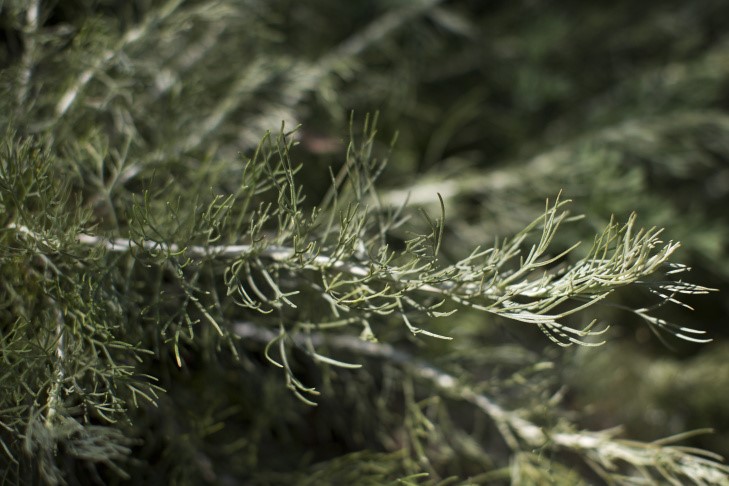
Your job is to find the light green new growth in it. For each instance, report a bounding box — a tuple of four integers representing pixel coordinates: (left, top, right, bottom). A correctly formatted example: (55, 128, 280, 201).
(1, 0, 728, 484)
(4, 117, 722, 482)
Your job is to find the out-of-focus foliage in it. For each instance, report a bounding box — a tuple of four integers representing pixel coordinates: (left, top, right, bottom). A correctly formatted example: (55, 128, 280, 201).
(1, 0, 728, 484)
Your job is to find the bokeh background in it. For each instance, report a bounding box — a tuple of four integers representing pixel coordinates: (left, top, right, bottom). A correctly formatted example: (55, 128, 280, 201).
(2, 0, 728, 483)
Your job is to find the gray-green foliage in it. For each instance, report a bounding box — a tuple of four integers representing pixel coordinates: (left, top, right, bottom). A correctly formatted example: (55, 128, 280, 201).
(1, 0, 728, 484)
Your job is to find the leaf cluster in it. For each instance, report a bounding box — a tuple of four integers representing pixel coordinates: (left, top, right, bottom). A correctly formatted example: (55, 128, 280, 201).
(1, 1, 728, 485)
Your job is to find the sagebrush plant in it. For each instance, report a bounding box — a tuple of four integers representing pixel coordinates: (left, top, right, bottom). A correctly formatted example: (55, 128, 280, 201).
(1, 1, 728, 485)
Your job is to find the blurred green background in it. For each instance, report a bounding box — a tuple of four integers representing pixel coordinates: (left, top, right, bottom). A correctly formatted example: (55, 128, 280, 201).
(2, 0, 729, 482)
(269, 0, 729, 460)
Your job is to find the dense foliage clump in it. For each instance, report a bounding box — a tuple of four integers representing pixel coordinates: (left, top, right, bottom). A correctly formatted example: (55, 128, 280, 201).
(1, 1, 728, 484)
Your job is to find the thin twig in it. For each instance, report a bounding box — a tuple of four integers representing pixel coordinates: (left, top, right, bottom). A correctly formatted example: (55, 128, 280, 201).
(9, 219, 708, 343)
(17, 0, 41, 108)
(233, 321, 729, 482)
(44, 303, 65, 427)
(55, 0, 184, 118)
(232, 320, 542, 448)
